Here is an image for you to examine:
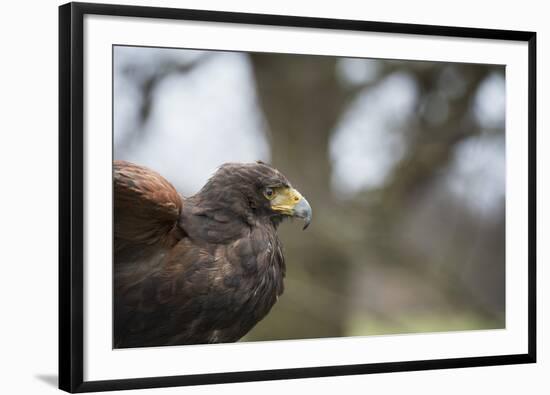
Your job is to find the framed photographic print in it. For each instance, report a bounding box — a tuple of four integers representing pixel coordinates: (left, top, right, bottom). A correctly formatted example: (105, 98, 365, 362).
(59, 2, 536, 392)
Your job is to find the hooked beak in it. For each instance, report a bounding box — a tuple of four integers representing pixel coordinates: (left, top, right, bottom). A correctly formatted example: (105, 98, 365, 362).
(292, 196, 312, 230)
(270, 187, 312, 230)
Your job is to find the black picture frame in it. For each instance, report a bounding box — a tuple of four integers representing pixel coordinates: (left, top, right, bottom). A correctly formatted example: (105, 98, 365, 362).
(59, 2, 537, 392)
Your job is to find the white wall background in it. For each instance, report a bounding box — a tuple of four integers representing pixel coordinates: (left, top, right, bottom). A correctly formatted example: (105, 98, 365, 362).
(0, 0, 546, 394)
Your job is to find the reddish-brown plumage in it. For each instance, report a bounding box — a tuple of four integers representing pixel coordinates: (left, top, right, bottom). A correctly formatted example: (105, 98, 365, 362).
(114, 161, 183, 251)
(113, 160, 311, 348)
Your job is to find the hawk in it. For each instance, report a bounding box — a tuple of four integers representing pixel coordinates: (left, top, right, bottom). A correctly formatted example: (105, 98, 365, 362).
(113, 160, 312, 348)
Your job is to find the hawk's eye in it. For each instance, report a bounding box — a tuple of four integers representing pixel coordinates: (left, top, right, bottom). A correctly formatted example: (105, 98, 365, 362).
(264, 187, 276, 200)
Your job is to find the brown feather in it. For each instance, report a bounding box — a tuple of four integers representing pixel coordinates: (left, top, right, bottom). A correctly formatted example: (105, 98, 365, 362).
(114, 161, 184, 258)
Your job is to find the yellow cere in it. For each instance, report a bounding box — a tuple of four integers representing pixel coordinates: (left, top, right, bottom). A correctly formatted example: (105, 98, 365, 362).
(269, 187, 303, 214)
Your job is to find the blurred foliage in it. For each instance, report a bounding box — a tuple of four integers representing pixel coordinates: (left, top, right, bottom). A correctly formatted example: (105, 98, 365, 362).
(114, 46, 505, 342)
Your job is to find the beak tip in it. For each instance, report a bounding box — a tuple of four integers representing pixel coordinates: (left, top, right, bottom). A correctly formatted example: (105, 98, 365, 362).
(294, 196, 312, 231)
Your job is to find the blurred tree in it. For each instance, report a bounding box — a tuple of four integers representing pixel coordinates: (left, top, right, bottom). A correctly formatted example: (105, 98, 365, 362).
(247, 55, 503, 339)
(248, 54, 352, 339)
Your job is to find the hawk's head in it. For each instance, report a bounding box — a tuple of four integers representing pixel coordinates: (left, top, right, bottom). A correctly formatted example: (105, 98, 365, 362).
(198, 161, 312, 230)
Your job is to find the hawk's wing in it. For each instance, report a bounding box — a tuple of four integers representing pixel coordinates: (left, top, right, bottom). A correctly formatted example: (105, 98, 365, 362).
(114, 160, 184, 263)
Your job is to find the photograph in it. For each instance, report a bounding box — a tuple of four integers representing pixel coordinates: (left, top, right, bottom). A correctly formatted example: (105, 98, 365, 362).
(0, 0, 544, 392)
(56, 2, 537, 392)
(113, 45, 506, 349)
